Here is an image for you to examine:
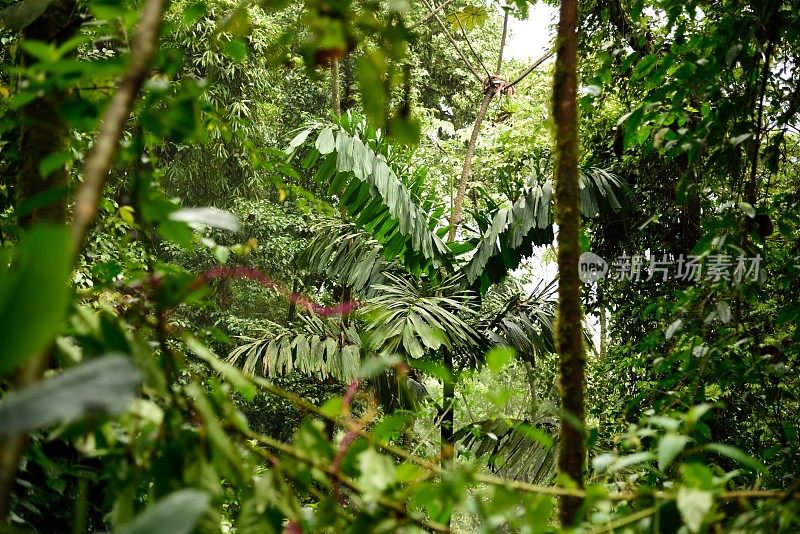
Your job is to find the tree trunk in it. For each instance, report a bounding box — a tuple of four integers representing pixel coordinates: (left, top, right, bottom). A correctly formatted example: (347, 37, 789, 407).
(331, 58, 341, 116)
(0, 0, 80, 518)
(552, 0, 585, 526)
(440, 349, 454, 463)
(448, 91, 492, 241)
(598, 286, 607, 359)
(447, 10, 509, 242)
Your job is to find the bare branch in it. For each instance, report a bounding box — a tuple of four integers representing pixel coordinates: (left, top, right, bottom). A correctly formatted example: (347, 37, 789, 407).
(421, 0, 483, 84)
(455, 15, 491, 78)
(408, 0, 458, 31)
(70, 0, 169, 258)
(506, 49, 555, 89)
(495, 9, 509, 75)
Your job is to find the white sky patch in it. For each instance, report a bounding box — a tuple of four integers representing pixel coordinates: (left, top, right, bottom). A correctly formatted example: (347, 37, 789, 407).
(504, 3, 557, 62)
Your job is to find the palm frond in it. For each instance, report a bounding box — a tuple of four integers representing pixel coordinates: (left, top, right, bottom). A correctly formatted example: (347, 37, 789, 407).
(296, 220, 390, 297)
(363, 273, 481, 359)
(226, 315, 361, 383)
(463, 181, 555, 290)
(464, 168, 631, 292)
(287, 113, 450, 271)
(454, 415, 559, 484)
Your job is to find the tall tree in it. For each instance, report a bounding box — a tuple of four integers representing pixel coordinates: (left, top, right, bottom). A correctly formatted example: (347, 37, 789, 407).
(552, 0, 585, 526)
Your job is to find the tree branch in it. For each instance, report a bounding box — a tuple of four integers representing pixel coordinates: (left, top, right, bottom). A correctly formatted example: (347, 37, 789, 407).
(408, 0, 458, 31)
(70, 0, 169, 259)
(421, 0, 483, 84)
(506, 49, 555, 89)
(455, 15, 491, 78)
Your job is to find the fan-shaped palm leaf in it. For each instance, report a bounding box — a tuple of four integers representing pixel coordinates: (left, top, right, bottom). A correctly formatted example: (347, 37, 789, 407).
(362, 273, 481, 359)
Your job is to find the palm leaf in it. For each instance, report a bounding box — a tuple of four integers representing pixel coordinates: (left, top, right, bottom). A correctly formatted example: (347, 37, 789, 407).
(362, 273, 481, 359)
(296, 220, 390, 297)
(287, 113, 450, 271)
(463, 168, 631, 292)
(454, 415, 559, 484)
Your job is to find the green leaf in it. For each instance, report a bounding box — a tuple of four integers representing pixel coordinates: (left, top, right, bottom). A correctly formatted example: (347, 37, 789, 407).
(0, 355, 142, 436)
(320, 396, 343, 418)
(0, 0, 53, 32)
(357, 448, 395, 502)
(315, 127, 336, 154)
(21, 39, 57, 61)
(221, 39, 248, 62)
(170, 207, 240, 231)
(731, 133, 751, 146)
(658, 433, 689, 470)
(676, 487, 713, 533)
(0, 226, 71, 376)
(486, 346, 515, 373)
(116, 490, 210, 534)
(446, 5, 488, 29)
(182, 1, 207, 25)
(186, 336, 255, 402)
(704, 443, 765, 472)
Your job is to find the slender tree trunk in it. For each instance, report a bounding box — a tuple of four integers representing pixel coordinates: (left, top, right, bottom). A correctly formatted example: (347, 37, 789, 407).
(552, 0, 585, 526)
(598, 286, 607, 359)
(440, 349, 454, 462)
(448, 92, 492, 241)
(447, 11, 509, 241)
(331, 58, 341, 116)
(0, 0, 80, 518)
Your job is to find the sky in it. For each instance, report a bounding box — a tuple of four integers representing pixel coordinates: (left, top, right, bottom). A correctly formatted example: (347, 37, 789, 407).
(504, 2, 557, 62)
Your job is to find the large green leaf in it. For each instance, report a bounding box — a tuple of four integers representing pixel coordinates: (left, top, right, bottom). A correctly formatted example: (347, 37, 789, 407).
(0, 0, 53, 32)
(227, 316, 361, 383)
(296, 221, 389, 297)
(0, 226, 71, 376)
(464, 168, 630, 291)
(0, 355, 142, 436)
(364, 273, 480, 358)
(454, 415, 559, 484)
(287, 114, 449, 270)
(116, 490, 210, 534)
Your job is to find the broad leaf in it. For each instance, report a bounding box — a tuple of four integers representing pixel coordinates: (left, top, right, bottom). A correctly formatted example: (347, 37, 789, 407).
(0, 355, 142, 436)
(0, 226, 71, 376)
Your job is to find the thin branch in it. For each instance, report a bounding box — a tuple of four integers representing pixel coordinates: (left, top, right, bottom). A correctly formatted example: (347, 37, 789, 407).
(244, 374, 800, 503)
(70, 0, 169, 259)
(243, 431, 451, 533)
(455, 16, 491, 78)
(422, 0, 483, 84)
(495, 9, 509, 75)
(408, 0, 458, 31)
(506, 49, 555, 89)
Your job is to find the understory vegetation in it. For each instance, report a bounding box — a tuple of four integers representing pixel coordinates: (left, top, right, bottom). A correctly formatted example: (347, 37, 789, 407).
(0, 0, 798, 532)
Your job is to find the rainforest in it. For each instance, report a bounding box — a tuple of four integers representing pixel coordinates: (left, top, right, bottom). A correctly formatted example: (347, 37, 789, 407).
(0, 0, 798, 532)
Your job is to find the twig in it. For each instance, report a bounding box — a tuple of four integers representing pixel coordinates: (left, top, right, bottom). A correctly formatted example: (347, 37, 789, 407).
(244, 432, 451, 533)
(70, 0, 169, 259)
(506, 49, 555, 90)
(455, 16, 491, 78)
(422, 0, 483, 84)
(244, 375, 800, 503)
(408, 0, 458, 30)
(587, 506, 656, 533)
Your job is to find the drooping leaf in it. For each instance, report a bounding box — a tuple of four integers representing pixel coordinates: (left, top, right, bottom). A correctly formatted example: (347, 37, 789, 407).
(116, 490, 210, 534)
(0, 355, 142, 437)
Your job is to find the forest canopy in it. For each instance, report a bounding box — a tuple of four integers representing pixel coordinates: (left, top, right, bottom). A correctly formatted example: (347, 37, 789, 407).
(0, 0, 798, 532)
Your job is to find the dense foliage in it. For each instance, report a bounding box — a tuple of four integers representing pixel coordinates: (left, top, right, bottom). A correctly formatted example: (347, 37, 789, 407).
(0, 0, 798, 532)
